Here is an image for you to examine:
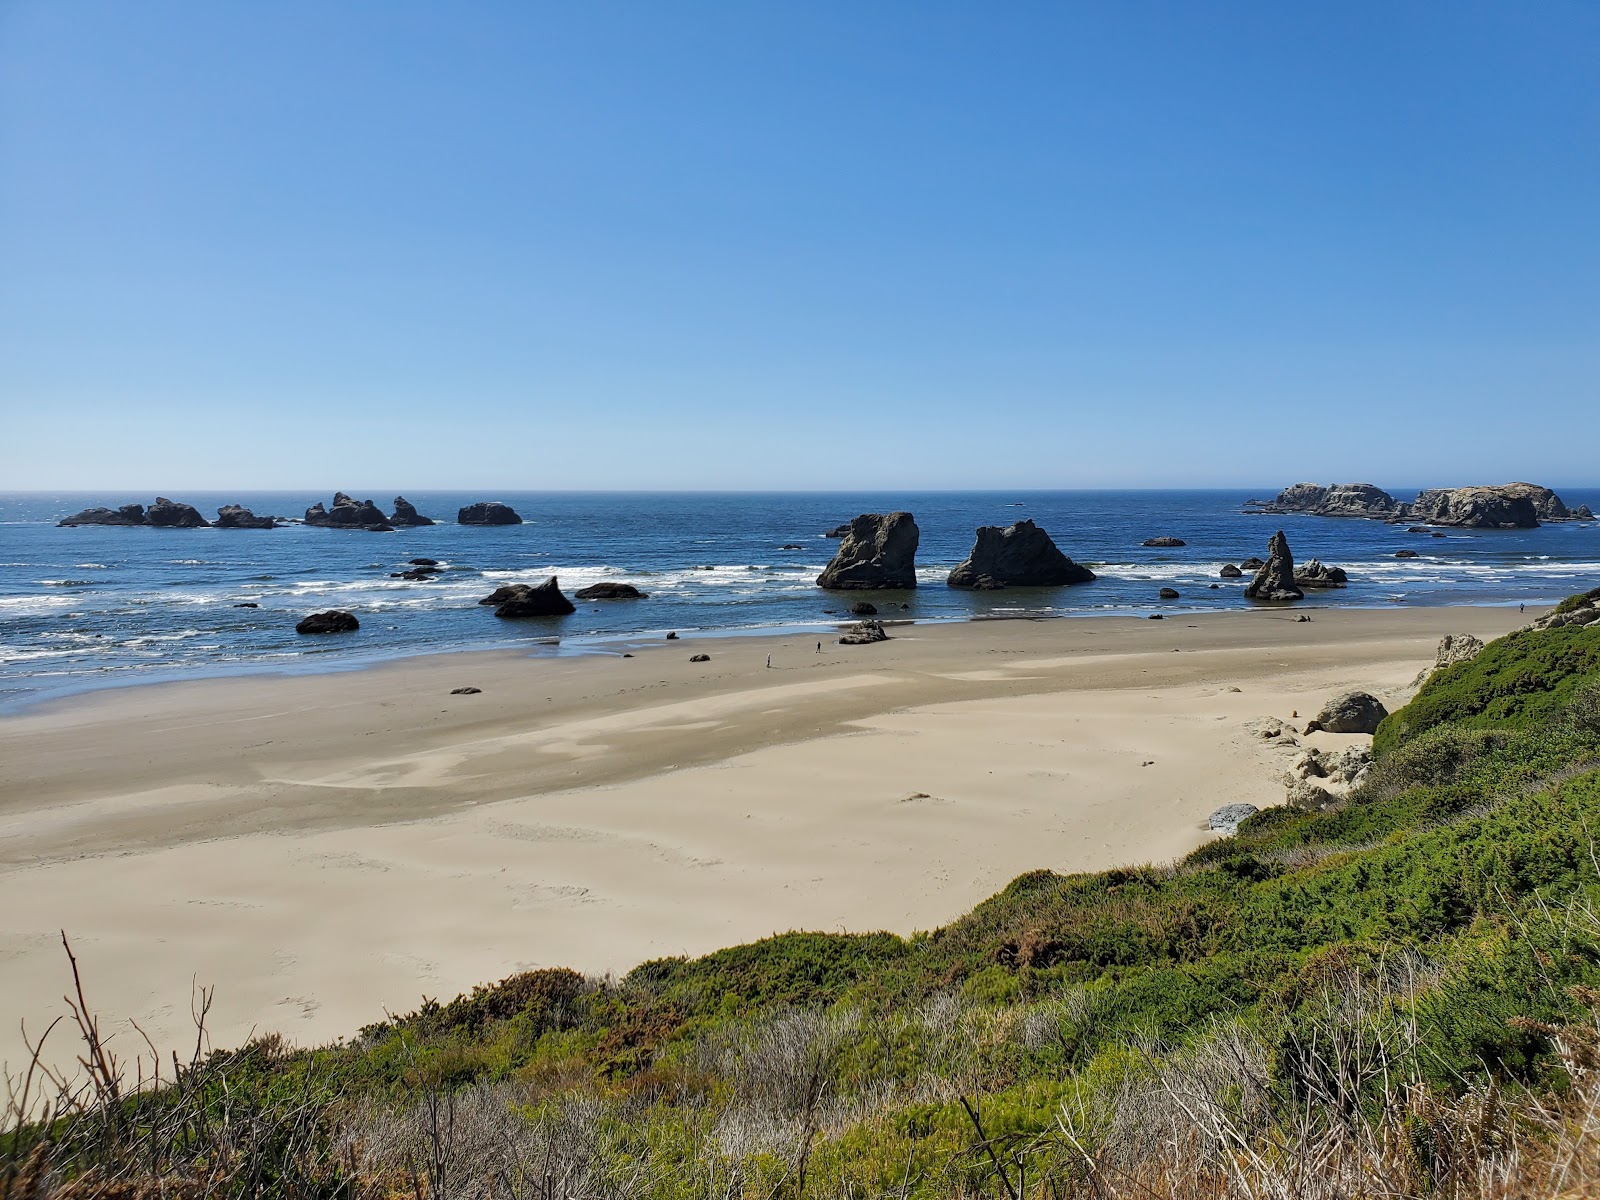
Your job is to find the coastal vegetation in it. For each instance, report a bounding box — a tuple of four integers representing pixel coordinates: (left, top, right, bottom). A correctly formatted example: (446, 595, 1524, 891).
(7, 598, 1600, 1197)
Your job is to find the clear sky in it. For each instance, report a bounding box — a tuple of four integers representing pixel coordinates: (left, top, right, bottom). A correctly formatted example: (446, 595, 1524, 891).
(1, 2, 1596, 491)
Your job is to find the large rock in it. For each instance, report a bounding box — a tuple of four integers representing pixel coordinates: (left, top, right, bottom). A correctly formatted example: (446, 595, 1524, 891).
(1497, 483, 1590, 522)
(459, 501, 522, 526)
(1242, 531, 1303, 601)
(296, 610, 359, 634)
(574, 582, 649, 600)
(1527, 587, 1600, 631)
(838, 619, 889, 644)
(1142, 536, 1186, 547)
(948, 519, 1095, 589)
(305, 492, 392, 530)
(58, 503, 149, 527)
(817, 512, 919, 590)
(1435, 633, 1485, 669)
(1248, 483, 1403, 519)
(489, 577, 576, 618)
(1305, 690, 1389, 735)
(1405, 486, 1540, 529)
(214, 504, 275, 529)
(389, 496, 435, 526)
(145, 497, 210, 528)
(1294, 559, 1348, 589)
(1208, 803, 1259, 833)
(1220, 564, 1243, 578)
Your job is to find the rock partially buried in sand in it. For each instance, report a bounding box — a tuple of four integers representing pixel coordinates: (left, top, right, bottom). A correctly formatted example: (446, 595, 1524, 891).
(1143, 536, 1186, 547)
(1305, 690, 1388, 735)
(1243, 531, 1304, 602)
(490, 577, 576, 618)
(948, 519, 1095, 589)
(689, 653, 711, 662)
(838, 619, 889, 644)
(458, 501, 523, 526)
(817, 512, 919, 590)
(575, 582, 649, 600)
(1208, 803, 1259, 833)
(450, 686, 482, 695)
(296, 610, 359, 634)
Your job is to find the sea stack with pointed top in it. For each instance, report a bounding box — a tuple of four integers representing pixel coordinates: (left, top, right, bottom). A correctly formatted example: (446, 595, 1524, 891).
(817, 512, 919, 590)
(388, 496, 435, 526)
(1243, 530, 1304, 601)
(948, 519, 1095, 589)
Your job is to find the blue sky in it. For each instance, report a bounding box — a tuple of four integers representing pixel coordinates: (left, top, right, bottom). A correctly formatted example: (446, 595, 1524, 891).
(1, 2, 1596, 490)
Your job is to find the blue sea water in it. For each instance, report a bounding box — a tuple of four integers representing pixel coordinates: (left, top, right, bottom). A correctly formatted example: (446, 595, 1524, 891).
(1, 489, 1597, 709)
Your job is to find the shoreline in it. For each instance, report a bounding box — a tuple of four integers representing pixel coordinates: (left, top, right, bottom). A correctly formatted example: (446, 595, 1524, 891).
(0, 603, 1537, 1071)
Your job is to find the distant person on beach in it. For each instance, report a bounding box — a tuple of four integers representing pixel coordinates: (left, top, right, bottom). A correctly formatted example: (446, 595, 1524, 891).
(816, 642, 822, 654)
(1521, 603, 1526, 613)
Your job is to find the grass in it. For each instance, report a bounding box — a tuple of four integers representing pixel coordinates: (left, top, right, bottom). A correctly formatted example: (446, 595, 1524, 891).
(8, 591, 1600, 1197)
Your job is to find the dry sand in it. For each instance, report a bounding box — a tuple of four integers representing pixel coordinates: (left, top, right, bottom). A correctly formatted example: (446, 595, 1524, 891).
(0, 605, 1528, 1072)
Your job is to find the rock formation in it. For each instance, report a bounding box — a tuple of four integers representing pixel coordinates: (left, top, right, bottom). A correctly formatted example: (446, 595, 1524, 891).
(1242, 531, 1303, 601)
(1207, 804, 1259, 834)
(823, 524, 850, 538)
(59, 499, 209, 527)
(851, 601, 878, 615)
(838, 619, 890, 644)
(1294, 560, 1348, 589)
(948, 520, 1095, 589)
(1159, 587, 1179, 599)
(1395, 549, 1419, 558)
(1305, 690, 1389, 735)
(1406, 487, 1540, 529)
(389, 496, 435, 526)
(296, 610, 359, 634)
(1250, 480, 1586, 526)
(1435, 634, 1485, 669)
(574, 582, 649, 600)
(1142, 536, 1186, 547)
(1220, 564, 1243, 578)
(487, 577, 575, 618)
(1247, 483, 1403, 520)
(817, 512, 919, 590)
(305, 493, 393, 531)
(458, 501, 522, 526)
(214, 504, 275, 529)
(1526, 587, 1600, 631)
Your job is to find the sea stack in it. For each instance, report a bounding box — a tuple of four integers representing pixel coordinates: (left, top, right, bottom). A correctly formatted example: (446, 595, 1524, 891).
(817, 512, 919, 590)
(488, 577, 576, 618)
(458, 501, 523, 526)
(305, 493, 393, 531)
(214, 504, 276, 529)
(948, 520, 1095, 589)
(1242, 530, 1304, 601)
(388, 496, 435, 526)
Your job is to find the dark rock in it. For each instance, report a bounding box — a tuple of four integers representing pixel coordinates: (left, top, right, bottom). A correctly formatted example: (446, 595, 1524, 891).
(1431, 532, 1446, 538)
(823, 524, 850, 538)
(1220, 564, 1243, 578)
(478, 585, 524, 606)
(781, 543, 804, 550)
(1209, 584, 1221, 589)
(393, 567, 440, 580)
(1243, 531, 1304, 602)
(296, 610, 359, 634)
(389, 496, 435, 526)
(1239, 556, 1266, 570)
(458, 501, 523, 526)
(949, 519, 1095, 589)
(488, 577, 576, 618)
(1142, 536, 1186, 547)
(851, 601, 878, 615)
(1294, 560, 1348, 589)
(574, 582, 649, 600)
(1247, 483, 1403, 519)
(838, 619, 889, 644)
(305, 492, 392, 531)
(1159, 587, 1180, 599)
(1406, 486, 1540, 529)
(817, 512, 919, 590)
(450, 686, 482, 695)
(215, 504, 275, 529)
(1147, 613, 1164, 619)
(410, 558, 439, 566)
(1305, 690, 1388, 735)
(666, 632, 679, 640)
(1408, 527, 1431, 533)
(689, 653, 711, 662)
(1395, 549, 1420, 558)
(233, 602, 259, 608)
(58, 504, 149, 527)
(144, 497, 210, 528)
(969, 576, 1006, 590)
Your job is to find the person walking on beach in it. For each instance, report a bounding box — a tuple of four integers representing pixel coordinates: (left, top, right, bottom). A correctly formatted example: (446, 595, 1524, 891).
(816, 641, 822, 654)
(766, 655, 771, 669)
(1521, 603, 1526, 613)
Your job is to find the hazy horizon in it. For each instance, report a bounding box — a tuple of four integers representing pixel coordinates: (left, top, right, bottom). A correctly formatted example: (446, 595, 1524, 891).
(3, 3, 1596, 490)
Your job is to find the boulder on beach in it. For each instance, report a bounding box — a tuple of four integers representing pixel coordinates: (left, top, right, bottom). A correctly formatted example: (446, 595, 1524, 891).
(489, 577, 576, 618)
(296, 610, 359, 634)
(1242, 531, 1304, 601)
(214, 504, 275, 529)
(389, 496, 435, 526)
(1142, 536, 1186, 547)
(838, 619, 890, 645)
(817, 512, 919, 590)
(58, 504, 149, 527)
(145, 497, 210, 528)
(1305, 690, 1389, 735)
(1208, 803, 1259, 833)
(948, 519, 1095, 589)
(574, 582, 649, 600)
(689, 653, 711, 662)
(458, 501, 523, 526)
(305, 492, 392, 531)
(1294, 559, 1348, 589)
(1220, 563, 1243, 578)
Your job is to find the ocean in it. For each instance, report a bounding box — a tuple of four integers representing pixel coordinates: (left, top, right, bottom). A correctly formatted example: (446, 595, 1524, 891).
(2, 488, 1597, 709)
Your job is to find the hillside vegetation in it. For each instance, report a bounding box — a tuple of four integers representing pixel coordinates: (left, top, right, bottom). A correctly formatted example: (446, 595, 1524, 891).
(6, 605, 1600, 1198)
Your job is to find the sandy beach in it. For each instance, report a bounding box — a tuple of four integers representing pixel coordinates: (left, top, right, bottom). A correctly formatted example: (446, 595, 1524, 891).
(0, 605, 1530, 1072)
